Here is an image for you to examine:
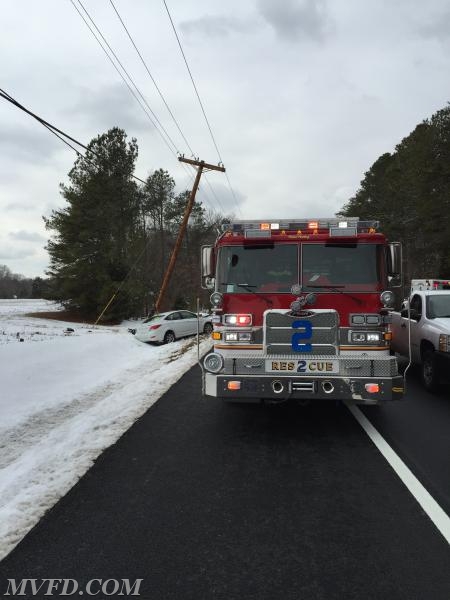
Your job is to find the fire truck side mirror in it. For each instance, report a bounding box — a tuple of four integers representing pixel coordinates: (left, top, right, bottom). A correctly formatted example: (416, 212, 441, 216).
(201, 246, 215, 289)
(387, 243, 402, 285)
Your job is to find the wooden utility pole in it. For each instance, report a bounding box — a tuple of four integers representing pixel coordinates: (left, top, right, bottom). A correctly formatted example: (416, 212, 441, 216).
(154, 157, 225, 313)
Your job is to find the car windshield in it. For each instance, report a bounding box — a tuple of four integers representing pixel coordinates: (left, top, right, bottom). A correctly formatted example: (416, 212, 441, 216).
(217, 244, 298, 293)
(426, 294, 450, 318)
(301, 243, 382, 292)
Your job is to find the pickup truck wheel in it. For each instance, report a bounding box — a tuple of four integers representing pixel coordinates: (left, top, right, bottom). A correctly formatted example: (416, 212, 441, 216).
(421, 350, 440, 393)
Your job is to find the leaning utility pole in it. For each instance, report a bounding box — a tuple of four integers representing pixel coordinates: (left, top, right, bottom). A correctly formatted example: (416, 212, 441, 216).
(154, 157, 225, 313)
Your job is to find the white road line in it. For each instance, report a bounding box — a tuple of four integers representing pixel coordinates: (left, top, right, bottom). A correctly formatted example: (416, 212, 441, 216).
(347, 404, 450, 545)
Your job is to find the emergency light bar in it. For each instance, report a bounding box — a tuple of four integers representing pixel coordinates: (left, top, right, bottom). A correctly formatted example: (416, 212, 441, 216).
(222, 218, 379, 237)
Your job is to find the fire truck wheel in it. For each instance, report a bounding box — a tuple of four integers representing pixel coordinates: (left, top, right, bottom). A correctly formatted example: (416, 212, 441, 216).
(421, 350, 440, 393)
(164, 330, 176, 344)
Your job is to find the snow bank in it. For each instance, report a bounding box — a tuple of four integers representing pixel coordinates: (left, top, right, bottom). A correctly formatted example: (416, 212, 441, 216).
(0, 300, 211, 560)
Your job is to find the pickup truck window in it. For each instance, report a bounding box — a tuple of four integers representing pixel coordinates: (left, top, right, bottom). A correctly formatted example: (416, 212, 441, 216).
(410, 294, 422, 319)
(427, 294, 450, 318)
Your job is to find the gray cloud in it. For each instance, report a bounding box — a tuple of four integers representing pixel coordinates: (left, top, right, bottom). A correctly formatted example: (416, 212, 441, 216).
(67, 84, 151, 134)
(417, 9, 450, 41)
(257, 0, 331, 42)
(0, 245, 36, 260)
(4, 201, 36, 212)
(180, 15, 257, 38)
(0, 126, 62, 164)
(8, 230, 46, 243)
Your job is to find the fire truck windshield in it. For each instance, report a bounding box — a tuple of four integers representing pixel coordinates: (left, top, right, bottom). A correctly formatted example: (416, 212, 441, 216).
(302, 243, 381, 291)
(217, 244, 298, 293)
(217, 242, 383, 293)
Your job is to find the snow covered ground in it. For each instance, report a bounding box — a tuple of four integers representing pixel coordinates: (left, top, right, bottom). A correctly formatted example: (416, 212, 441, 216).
(0, 299, 211, 560)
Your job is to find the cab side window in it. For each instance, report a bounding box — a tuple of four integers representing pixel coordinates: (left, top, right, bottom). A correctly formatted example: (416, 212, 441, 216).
(410, 294, 422, 320)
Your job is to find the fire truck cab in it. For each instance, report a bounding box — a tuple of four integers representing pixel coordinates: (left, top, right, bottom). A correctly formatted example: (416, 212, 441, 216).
(201, 217, 404, 405)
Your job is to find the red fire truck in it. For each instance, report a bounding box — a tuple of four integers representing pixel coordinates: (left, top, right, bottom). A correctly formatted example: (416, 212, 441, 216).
(200, 217, 404, 405)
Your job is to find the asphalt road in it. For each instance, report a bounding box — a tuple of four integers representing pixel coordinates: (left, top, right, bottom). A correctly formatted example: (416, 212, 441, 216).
(1, 364, 450, 600)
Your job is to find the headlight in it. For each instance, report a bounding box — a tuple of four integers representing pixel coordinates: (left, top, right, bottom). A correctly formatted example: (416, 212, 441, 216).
(203, 353, 224, 373)
(350, 331, 381, 343)
(224, 331, 252, 342)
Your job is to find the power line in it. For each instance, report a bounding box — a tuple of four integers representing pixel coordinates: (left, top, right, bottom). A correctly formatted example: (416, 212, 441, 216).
(108, 0, 194, 157)
(71, 0, 223, 214)
(71, 0, 180, 158)
(162, 0, 222, 162)
(0, 87, 147, 184)
(162, 0, 243, 216)
(107, 0, 226, 214)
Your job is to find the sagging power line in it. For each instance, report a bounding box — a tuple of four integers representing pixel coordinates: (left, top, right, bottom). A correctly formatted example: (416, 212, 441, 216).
(0, 87, 147, 185)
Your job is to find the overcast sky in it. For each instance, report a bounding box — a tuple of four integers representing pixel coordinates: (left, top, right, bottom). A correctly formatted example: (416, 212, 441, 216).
(1, 0, 449, 277)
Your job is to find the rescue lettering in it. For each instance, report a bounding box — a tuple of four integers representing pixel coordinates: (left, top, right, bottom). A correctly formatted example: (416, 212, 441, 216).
(308, 361, 334, 372)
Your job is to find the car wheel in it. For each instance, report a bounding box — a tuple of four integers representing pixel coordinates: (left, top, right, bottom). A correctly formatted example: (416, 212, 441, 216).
(203, 322, 213, 335)
(421, 350, 440, 393)
(164, 330, 176, 344)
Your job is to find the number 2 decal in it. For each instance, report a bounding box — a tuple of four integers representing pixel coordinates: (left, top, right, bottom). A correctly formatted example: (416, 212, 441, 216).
(291, 320, 313, 352)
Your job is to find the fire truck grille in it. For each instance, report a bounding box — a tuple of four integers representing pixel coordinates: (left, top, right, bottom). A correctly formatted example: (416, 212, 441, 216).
(222, 356, 398, 377)
(264, 310, 339, 356)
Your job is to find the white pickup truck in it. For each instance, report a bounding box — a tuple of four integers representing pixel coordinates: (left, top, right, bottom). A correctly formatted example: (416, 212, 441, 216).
(390, 290, 450, 392)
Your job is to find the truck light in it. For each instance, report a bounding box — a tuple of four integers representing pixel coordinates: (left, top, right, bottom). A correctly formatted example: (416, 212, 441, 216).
(350, 331, 381, 343)
(366, 315, 381, 325)
(365, 383, 380, 394)
(227, 381, 242, 391)
(384, 331, 392, 341)
(366, 332, 381, 342)
(350, 314, 382, 326)
(224, 331, 252, 342)
(224, 314, 252, 326)
(204, 353, 224, 373)
(439, 334, 450, 352)
(212, 331, 222, 341)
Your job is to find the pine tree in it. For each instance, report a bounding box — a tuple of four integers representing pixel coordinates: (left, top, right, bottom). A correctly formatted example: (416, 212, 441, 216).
(44, 128, 141, 320)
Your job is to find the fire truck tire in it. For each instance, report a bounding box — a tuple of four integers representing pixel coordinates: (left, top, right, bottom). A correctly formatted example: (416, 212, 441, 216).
(163, 330, 176, 344)
(421, 350, 440, 393)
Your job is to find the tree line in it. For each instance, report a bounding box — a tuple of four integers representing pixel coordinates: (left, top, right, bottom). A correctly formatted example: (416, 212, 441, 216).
(340, 104, 450, 288)
(0, 265, 49, 299)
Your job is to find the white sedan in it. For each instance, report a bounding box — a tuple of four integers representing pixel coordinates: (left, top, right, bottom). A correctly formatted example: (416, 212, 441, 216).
(135, 310, 213, 344)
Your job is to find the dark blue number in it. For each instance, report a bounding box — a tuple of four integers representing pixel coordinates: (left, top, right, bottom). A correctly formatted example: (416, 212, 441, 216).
(297, 360, 307, 372)
(291, 320, 313, 352)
